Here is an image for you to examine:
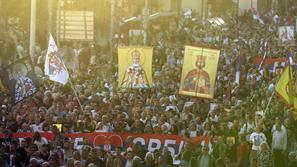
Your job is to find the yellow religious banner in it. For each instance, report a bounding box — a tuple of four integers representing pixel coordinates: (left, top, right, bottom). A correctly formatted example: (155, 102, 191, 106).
(179, 46, 220, 99)
(118, 46, 153, 89)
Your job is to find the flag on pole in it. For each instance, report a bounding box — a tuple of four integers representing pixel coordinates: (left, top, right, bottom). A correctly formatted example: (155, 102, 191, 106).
(226, 79, 231, 101)
(235, 57, 241, 84)
(258, 40, 268, 70)
(1, 58, 39, 104)
(45, 33, 69, 85)
(275, 66, 297, 109)
(288, 48, 294, 65)
(179, 46, 220, 99)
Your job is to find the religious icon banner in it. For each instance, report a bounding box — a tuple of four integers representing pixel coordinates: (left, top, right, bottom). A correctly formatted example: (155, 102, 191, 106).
(278, 26, 295, 46)
(1, 57, 39, 104)
(179, 46, 220, 99)
(118, 46, 153, 89)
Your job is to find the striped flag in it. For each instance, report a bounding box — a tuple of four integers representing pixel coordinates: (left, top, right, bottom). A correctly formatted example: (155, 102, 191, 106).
(235, 56, 241, 84)
(226, 79, 231, 101)
(258, 40, 268, 70)
(288, 48, 294, 65)
(45, 33, 69, 85)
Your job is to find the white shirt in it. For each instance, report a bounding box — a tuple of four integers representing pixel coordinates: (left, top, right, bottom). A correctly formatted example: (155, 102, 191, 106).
(249, 132, 266, 150)
(125, 160, 132, 167)
(242, 123, 253, 132)
(272, 128, 287, 151)
(34, 137, 48, 150)
(271, 124, 286, 133)
(95, 122, 113, 132)
(239, 122, 255, 138)
(189, 130, 197, 137)
(31, 123, 43, 132)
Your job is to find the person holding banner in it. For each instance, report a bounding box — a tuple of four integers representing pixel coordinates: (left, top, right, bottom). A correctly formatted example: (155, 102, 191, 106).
(182, 55, 211, 94)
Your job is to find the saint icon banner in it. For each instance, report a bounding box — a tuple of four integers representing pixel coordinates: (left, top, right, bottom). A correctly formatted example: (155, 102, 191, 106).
(179, 46, 220, 99)
(118, 46, 153, 89)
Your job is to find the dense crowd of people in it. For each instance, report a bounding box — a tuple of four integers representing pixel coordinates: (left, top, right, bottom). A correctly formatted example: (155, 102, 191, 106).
(1, 4, 297, 167)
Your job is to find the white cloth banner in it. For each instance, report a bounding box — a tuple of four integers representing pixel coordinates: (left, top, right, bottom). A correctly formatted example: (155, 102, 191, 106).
(44, 33, 69, 85)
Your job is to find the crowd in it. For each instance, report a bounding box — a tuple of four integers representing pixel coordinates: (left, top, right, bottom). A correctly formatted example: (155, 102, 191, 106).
(1, 4, 297, 167)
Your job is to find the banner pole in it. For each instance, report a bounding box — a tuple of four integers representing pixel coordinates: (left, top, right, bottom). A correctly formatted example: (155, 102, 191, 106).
(258, 41, 268, 70)
(69, 78, 84, 112)
(264, 91, 275, 114)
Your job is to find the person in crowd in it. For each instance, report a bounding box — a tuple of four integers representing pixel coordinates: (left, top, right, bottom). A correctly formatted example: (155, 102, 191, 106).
(272, 120, 287, 167)
(0, 4, 297, 167)
(239, 115, 255, 142)
(161, 146, 173, 166)
(86, 148, 105, 167)
(144, 152, 156, 167)
(32, 132, 48, 151)
(196, 146, 214, 167)
(237, 135, 250, 167)
(249, 126, 267, 167)
(124, 151, 134, 167)
(257, 142, 273, 167)
(214, 158, 226, 167)
(212, 136, 226, 161)
(288, 152, 297, 167)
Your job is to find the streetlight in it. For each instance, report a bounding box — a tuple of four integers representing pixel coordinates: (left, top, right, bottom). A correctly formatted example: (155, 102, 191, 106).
(143, 0, 149, 45)
(29, 0, 37, 62)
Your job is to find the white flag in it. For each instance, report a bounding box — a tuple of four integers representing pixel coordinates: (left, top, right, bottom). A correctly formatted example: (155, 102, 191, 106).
(44, 33, 69, 85)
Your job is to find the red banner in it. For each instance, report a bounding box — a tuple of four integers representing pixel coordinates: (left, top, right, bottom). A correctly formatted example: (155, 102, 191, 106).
(0, 132, 208, 156)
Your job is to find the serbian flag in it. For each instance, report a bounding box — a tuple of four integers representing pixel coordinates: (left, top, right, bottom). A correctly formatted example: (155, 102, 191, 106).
(45, 33, 69, 85)
(288, 48, 294, 65)
(226, 79, 231, 101)
(235, 56, 241, 84)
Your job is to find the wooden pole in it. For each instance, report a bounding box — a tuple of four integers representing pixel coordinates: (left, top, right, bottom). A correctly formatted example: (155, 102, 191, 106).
(69, 79, 84, 112)
(264, 91, 275, 114)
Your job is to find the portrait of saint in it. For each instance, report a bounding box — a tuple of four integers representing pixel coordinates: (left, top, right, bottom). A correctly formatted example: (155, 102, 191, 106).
(182, 55, 210, 94)
(121, 49, 149, 89)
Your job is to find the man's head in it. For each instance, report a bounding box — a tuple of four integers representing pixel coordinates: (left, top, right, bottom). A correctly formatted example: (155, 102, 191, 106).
(255, 126, 262, 133)
(126, 151, 133, 160)
(288, 152, 296, 160)
(195, 55, 206, 69)
(275, 123, 282, 131)
(131, 50, 141, 65)
(201, 146, 209, 155)
(275, 116, 281, 125)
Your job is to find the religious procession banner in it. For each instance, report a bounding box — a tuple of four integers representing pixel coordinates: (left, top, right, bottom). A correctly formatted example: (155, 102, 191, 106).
(118, 46, 153, 89)
(278, 26, 295, 46)
(275, 66, 297, 119)
(1, 57, 39, 104)
(179, 46, 220, 99)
